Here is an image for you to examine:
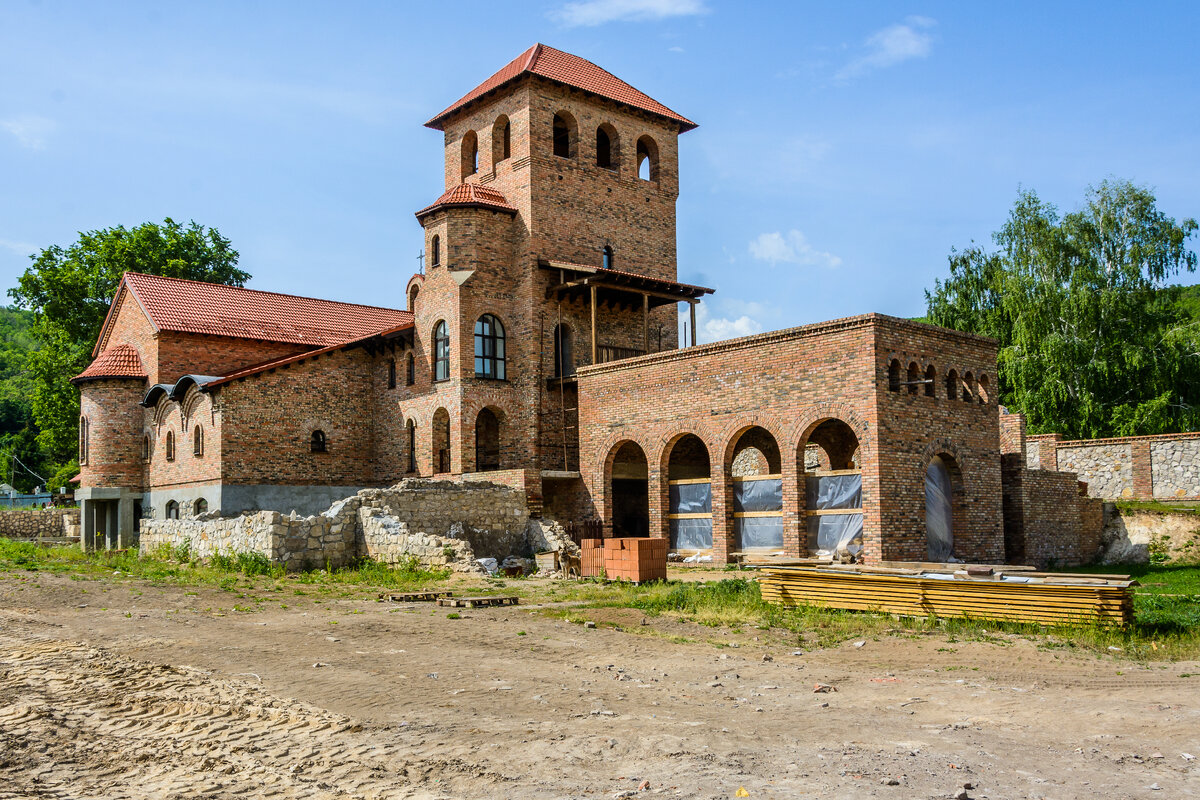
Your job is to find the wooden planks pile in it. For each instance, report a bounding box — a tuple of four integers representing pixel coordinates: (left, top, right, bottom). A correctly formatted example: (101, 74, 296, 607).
(757, 564, 1134, 626)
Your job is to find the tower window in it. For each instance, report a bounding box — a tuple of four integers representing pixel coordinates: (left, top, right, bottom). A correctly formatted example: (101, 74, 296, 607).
(602, 245, 614, 270)
(552, 112, 576, 158)
(474, 314, 506, 380)
(166, 430, 175, 462)
(407, 419, 416, 472)
(388, 358, 397, 389)
(406, 352, 415, 385)
(433, 321, 450, 382)
(636, 135, 659, 181)
(193, 425, 203, 457)
(596, 125, 616, 169)
(460, 130, 478, 179)
(310, 429, 327, 453)
(142, 434, 151, 462)
(493, 115, 511, 164)
(887, 359, 901, 392)
(79, 416, 89, 464)
(430, 235, 440, 268)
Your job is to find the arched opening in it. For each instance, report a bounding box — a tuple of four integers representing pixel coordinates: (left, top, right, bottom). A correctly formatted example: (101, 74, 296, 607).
(609, 441, 649, 537)
(666, 434, 712, 550)
(800, 419, 863, 559)
(924, 364, 937, 397)
(552, 323, 573, 378)
(388, 358, 396, 389)
(430, 235, 440, 268)
(492, 115, 510, 165)
(165, 500, 179, 520)
(977, 373, 990, 404)
(945, 368, 959, 400)
(730, 427, 783, 551)
(406, 352, 415, 386)
(925, 454, 962, 561)
(962, 371, 974, 403)
(310, 429, 326, 453)
(192, 425, 203, 457)
(409, 283, 421, 311)
(432, 408, 451, 473)
(552, 112, 576, 158)
(142, 434, 151, 462)
(888, 359, 901, 392)
(596, 123, 619, 170)
(906, 362, 920, 395)
(165, 430, 175, 462)
(474, 314, 506, 379)
(460, 130, 478, 178)
(475, 408, 501, 471)
(406, 419, 416, 473)
(432, 321, 449, 382)
(601, 245, 614, 270)
(79, 417, 88, 464)
(635, 135, 658, 180)
(194, 498, 208, 516)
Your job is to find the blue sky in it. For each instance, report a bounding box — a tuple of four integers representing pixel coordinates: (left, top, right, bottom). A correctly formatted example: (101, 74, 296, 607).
(3, 1, 1198, 343)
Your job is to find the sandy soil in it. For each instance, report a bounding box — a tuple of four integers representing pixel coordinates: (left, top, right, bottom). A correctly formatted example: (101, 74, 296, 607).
(1, 570, 1197, 800)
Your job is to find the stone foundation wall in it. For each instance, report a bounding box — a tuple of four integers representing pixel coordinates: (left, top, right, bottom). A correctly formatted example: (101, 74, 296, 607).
(1150, 439, 1200, 499)
(0, 508, 81, 540)
(1029, 431, 1200, 500)
(1056, 443, 1133, 499)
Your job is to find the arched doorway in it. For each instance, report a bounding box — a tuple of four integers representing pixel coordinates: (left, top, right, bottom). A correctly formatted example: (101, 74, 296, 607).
(800, 419, 863, 558)
(553, 323, 573, 377)
(730, 427, 783, 551)
(475, 408, 501, 471)
(666, 434, 711, 550)
(925, 454, 961, 561)
(432, 408, 451, 474)
(609, 441, 649, 537)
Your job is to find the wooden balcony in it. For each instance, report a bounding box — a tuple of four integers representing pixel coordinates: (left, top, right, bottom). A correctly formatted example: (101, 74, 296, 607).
(596, 345, 645, 364)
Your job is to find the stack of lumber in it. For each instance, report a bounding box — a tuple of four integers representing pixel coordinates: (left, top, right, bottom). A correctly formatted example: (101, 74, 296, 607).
(756, 563, 1134, 626)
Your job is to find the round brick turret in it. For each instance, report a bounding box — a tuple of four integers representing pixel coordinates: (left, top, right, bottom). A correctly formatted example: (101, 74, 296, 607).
(72, 345, 149, 490)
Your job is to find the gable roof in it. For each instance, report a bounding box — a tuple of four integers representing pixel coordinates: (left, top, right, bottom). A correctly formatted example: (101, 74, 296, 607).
(95, 272, 412, 356)
(72, 343, 147, 384)
(415, 183, 518, 220)
(426, 43, 697, 133)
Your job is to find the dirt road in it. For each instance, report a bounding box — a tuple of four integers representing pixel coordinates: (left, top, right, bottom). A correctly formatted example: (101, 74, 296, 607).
(1, 571, 1197, 799)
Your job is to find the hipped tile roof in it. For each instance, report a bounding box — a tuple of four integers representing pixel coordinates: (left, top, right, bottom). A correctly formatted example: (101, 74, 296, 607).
(72, 343, 146, 383)
(426, 44, 696, 132)
(415, 183, 517, 220)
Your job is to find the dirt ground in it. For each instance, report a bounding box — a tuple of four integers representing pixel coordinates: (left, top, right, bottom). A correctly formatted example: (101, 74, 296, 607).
(1, 570, 1197, 800)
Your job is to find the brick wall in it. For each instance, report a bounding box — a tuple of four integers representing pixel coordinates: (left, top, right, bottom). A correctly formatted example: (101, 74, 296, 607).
(1001, 456, 1100, 567)
(79, 378, 147, 489)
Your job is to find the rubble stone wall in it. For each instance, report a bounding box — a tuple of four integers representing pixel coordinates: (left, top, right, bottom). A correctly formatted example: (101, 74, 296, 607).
(1057, 443, 1134, 499)
(1027, 431, 1200, 500)
(1151, 439, 1200, 499)
(0, 508, 81, 540)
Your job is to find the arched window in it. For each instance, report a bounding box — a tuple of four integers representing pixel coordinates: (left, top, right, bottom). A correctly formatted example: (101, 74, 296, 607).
(406, 352, 415, 386)
(406, 419, 416, 473)
(887, 359, 901, 392)
(79, 416, 89, 464)
(962, 372, 974, 403)
(602, 245, 614, 269)
(552, 112, 576, 158)
(142, 434, 151, 462)
(924, 364, 937, 397)
(430, 235, 440, 268)
(460, 130, 478, 178)
(596, 124, 619, 170)
(310, 429, 326, 453)
(388, 358, 397, 389)
(474, 314, 506, 379)
(946, 369, 959, 400)
(978, 374, 990, 404)
(192, 425, 203, 457)
(475, 408, 501, 471)
(553, 323, 573, 378)
(194, 498, 208, 515)
(166, 430, 175, 462)
(636, 135, 658, 181)
(165, 500, 179, 520)
(433, 321, 450, 382)
(492, 115, 511, 164)
(906, 362, 920, 395)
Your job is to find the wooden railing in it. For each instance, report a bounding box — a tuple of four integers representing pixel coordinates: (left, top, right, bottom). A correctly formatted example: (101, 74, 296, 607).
(596, 345, 645, 364)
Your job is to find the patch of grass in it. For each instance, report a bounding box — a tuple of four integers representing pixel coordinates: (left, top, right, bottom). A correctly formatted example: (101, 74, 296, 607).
(1114, 500, 1200, 518)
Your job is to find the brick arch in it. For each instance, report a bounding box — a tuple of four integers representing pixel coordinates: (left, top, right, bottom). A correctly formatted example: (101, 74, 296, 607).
(654, 427, 716, 478)
(717, 419, 787, 474)
(598, 436, 652, 536)
(179, 385, 212, 426)
(787, 404, 872, 462)
(917, 438, 967, 560)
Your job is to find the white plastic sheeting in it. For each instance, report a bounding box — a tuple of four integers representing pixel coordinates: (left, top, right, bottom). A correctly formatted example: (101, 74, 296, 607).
(669, 481, 712, 549)
(670, 517, 712, 549)
(805, 473, 861, 510)
(734, 477, 783, 550)
(805, 473, 863, 557)
(924, 456, 955, 561)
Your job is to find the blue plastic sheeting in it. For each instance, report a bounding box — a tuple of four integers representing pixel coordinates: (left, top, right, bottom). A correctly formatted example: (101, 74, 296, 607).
(669, 481, 712, 514)
(736, 515, 784, 550)
(734, 477, 782, 513)
(670, 517, 713, 549)
(805, 474, 861, 510)
(806, 513, 864, 557)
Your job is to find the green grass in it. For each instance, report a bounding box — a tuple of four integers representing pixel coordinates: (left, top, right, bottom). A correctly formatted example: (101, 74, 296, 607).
(1113, 500, 1200, 518)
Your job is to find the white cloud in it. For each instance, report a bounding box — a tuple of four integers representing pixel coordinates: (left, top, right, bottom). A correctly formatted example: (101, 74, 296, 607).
(0, 238, 38, 257)
(1, 114, 55, 149)
(692, 301, 763, 345)
(551, 0, 707, 27)
(749, 230, 842, 269)
(836, 16, 936, 80)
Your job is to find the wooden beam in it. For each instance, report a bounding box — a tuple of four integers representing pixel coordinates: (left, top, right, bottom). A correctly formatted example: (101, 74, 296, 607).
(689, 301, 697, 348)
(643, 293, 649, 353)
(590, 284, 598, 365)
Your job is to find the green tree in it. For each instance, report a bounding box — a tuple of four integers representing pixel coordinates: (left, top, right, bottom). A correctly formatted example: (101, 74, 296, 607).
(9, 218, 248, 474)
(926, 180, 1199, 439)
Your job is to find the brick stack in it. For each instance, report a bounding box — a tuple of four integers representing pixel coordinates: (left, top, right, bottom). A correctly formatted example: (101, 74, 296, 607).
(603, 537, 667, 583)
(580, 538, 605, 577)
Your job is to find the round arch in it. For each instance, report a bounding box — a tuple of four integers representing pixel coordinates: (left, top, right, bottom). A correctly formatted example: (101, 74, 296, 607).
(604, 439, 649, 538)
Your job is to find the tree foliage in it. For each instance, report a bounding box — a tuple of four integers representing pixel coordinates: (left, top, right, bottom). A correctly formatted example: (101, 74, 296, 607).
(926, 180, 1199, 439)
(8, 219, 247, 477)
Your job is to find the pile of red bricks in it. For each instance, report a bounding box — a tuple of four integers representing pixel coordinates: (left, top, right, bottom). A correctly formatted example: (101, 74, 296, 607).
(603, 537, 667, 583)
(580, 538, 605, 578)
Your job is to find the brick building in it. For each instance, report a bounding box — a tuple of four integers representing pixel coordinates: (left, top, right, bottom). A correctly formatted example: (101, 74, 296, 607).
(72, 44, 1098, 565)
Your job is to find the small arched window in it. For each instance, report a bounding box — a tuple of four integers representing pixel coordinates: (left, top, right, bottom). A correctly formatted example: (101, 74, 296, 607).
(602, 245, 614, 269)
(962, 372, 975, 403)
(406, 351, 415, 385)
(887, 359, 901, 392)
(636, 135, 659, 181)
(474, 314, 506, 380)
(552, 112, 575, 158)
(406, 419, 416, 473)
(433, 321, 450, 382)
(946, 369, 959, 401)
(194, 498, 208, 515)
(166, 430, 175, 462)
(310, 429, 327, 453)
(79, 416, 89, 464)
(596, 125, 614, 169)
(142, 434, 151, 462)
(978, 374, 990, 404)
(388, 358, 397, 389)
(906, 362, 920, 395)
(192, 425, 203, 457)
(430, 235, 440, 268)
(924, 364, 937, 397)
(165, 500, 179, 520)
(460, 130, 478, 178)
(492, 115, 511, 164)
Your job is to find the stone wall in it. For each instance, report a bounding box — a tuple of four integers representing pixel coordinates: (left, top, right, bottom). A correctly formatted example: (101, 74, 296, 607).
(1028, 431, 1200, 500)
(0, 508, 81, 540)
(1151, 439, 1200, 499)
(1057, 443, 1134, 499)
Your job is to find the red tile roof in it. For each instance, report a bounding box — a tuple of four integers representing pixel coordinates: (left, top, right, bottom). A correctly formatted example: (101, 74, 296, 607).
(415, 183, 518, 220)
(72, 343, 146, 383)
(426, 44, 697, 132)
(96, 272, 412, 356)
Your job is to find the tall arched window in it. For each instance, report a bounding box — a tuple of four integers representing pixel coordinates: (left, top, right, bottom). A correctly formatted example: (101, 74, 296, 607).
(552, 112, 576, 158)
(142, 434, 151, 462)
(946, 369, 959, 400)
(406, 351, 415, 385)
(460, 130, 478, 178)
(962, 372, 974, 403)
(433, 321, 450, 382)
(165, 430, 175, 462)
(79, 416, 89, 464)
(887, 359, 901, 392)
(636, 135, 658, 180)
(192, 425, 203, 457)
(474, 314, 506, 380)
(553, 323, 573, 378)
(310, 429, 327, 453)
(978, 373, 990, 404)
(430, 235, 440, 268)
(406, 419, 416, 473)
(492, 115, 511, 164)
(906, 362, 920, 395)
(388, 358, 397, 389)
(924, 364, 937, 397)
(596, 125, 618, 169)
(602, 245, 614, 269)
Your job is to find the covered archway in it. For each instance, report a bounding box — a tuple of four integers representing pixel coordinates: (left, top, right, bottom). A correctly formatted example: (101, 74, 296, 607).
(475, 408, 501, 471)
(609, 441, 649, 537)
(925, 453, 962, 562)
(665, 434, 711, 550)
(799, 419, 863, 558)
(730, 427, 783, 551)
